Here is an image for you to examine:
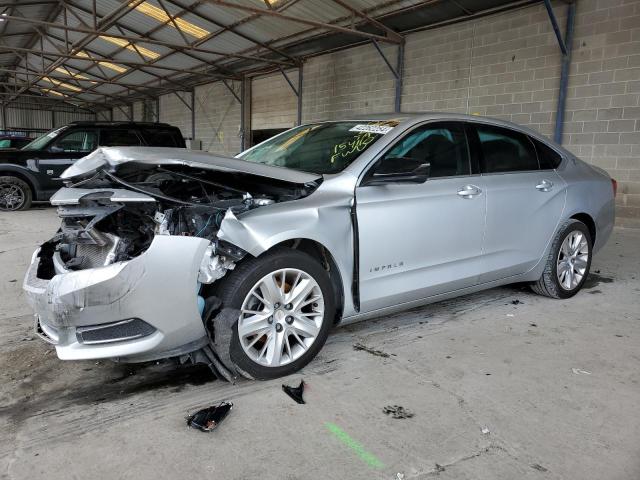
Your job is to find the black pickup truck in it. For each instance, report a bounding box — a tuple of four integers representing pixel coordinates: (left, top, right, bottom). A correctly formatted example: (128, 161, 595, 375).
(0, 121, 186, 211)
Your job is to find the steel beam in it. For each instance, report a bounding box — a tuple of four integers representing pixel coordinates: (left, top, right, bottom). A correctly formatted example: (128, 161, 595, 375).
(280, 68, 299, 97)
(1, 15, 296, 68)
(329, 0, 404, 43)
(0, 46, 234, 79)
(222, 80, 241, 103)
(371, 40, 400, 79)
(206, 0, 403, 44)
(543, 0, 568, 56)
(554, 2, 576, 144)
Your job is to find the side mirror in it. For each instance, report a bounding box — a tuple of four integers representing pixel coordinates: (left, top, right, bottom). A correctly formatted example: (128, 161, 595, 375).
(363, 157, 430, 186)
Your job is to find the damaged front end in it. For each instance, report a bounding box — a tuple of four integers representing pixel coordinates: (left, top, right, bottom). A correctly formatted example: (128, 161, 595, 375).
(23, 147, 320, 372)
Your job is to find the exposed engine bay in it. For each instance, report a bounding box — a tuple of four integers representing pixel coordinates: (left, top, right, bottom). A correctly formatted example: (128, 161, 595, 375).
(40, 157, 320, 278)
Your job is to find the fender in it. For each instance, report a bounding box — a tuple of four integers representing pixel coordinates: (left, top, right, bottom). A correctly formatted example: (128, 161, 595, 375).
(0, 164, 44, 199)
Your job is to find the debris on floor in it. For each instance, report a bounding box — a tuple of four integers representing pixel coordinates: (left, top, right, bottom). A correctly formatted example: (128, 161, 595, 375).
(571, 368, 592, 375)
(186, 401, 233, 432)
(511, 299, 523, 305)
(353, 342, 390, 358)
(531, 463, 549, 472)
(481, 426, 490, 434)
(383, 405, 414, 419)
(435, 463, 446, 473)
(282, 380, 305, 404)
(395, 473, 405, 480)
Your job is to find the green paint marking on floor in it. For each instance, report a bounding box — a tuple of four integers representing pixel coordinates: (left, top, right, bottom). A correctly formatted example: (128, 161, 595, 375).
(324, 422, 385, 469)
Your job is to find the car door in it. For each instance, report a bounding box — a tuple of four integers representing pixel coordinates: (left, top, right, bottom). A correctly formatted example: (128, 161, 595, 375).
(355, 122, 487, 313)
(37, 128, 98, 188)
(470, 123, 566, 282)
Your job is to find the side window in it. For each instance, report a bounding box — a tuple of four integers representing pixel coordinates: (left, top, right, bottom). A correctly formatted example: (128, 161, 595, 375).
(100, 129, 142, 147)
(476, 125, 539, 173)
(0, 139, 10, 148)
(378, 122, 470, 178)
(140, 128, 182, 147)
(49, 130, 98, 153)
(532, 138, 562, 169)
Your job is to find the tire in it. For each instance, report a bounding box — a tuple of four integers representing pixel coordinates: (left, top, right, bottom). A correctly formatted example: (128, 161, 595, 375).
(531, 219, 592, 299)
(0, 175, 32, 211)
(216, 247, 336, 380)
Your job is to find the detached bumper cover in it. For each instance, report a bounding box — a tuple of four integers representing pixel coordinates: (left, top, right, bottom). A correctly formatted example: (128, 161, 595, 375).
(23, 235, 211, 362)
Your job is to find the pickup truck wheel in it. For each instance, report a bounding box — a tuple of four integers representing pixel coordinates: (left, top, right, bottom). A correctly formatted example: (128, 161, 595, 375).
(217, 248, 335, 380)
(0, 176, 32, 211)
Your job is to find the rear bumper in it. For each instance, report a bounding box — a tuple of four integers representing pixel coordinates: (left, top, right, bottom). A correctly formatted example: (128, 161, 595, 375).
(23, 235, 211, 362)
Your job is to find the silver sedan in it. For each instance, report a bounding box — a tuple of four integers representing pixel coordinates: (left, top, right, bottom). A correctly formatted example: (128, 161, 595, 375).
(23, 114, 615, 380)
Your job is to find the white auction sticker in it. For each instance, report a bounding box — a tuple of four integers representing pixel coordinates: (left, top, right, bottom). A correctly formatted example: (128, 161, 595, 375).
(349, 124, 394, 134)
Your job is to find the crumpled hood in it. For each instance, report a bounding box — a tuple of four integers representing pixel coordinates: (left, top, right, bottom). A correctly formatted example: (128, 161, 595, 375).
(61, 146, 321, 184)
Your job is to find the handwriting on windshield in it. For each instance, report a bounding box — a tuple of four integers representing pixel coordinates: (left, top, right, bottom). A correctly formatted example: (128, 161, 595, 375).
(330, 132, 376, 164)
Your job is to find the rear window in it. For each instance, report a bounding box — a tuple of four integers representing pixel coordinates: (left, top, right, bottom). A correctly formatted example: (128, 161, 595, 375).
(140, 128, 184, 147)
(533, 139, 563, 169)
(476, 124, 539, 173)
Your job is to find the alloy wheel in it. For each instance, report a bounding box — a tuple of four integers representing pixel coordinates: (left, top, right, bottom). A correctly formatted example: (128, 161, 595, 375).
(0, 182, 25, 210)
(238, 268, 324, 367)
(556, 230, 589, 290)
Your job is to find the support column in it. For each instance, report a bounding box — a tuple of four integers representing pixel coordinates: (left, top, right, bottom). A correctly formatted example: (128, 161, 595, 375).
(190, 89, 196, 141)
(395, 43, 404, 113)
(297, 64, 303, 125)
(554, 2, 576, 144)
(241, 76, 251, 150)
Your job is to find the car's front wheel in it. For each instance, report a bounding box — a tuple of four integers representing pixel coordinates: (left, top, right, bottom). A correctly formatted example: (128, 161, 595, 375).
(217, 248, 335, 379)
(531, 219, 592, 299)
(0, 175, 32, 211)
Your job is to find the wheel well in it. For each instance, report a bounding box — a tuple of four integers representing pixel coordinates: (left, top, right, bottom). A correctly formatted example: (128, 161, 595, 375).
(269, 239, 344, 323)
(571, 213, 596, 244)
(0, 170, 35, 197)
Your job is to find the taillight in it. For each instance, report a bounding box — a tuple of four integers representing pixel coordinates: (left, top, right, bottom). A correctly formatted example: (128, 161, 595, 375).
(611, 178, 618, 197)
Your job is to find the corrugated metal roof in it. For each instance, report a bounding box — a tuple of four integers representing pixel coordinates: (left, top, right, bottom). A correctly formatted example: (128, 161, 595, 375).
(1, 0, 522, 108)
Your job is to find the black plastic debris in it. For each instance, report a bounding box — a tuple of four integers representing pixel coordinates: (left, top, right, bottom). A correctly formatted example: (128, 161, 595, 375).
(353, 342, 390, 358)
(282, 380, 305, 404)
(187, 401, 233, 432)
(383, 405, 414, 419)
(511, 299, 523, 305)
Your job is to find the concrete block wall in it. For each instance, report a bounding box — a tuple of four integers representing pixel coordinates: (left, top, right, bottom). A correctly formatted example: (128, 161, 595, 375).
(194, 80, 242, 156)
(302, 41, 398, 121)
(251, 71, 298, 129)
(159, 91, 192, 139)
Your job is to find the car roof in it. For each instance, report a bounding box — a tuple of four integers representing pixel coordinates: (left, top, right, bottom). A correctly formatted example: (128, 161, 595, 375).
(308, 112, 561, 147)
(67, 121, 177, 128)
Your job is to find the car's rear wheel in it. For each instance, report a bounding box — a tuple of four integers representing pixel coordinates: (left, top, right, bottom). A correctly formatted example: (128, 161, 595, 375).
(217, 248, 335, 379)
(531, 219, 592, 299)
(0, 175, 32, 211)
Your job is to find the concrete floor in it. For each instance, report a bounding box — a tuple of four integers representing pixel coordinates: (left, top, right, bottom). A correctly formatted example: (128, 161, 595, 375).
(1, 208, 639, 480)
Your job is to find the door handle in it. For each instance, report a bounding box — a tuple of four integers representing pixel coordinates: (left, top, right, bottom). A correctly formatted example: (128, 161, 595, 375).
(536, 180, 554, 192)
(457, 185, 482, 198)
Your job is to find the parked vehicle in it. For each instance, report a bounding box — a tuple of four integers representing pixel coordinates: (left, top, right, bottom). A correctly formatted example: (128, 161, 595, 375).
(0, 135, 31, 151)
(0, 121, 185, 211)
(23, 114, 615, 380)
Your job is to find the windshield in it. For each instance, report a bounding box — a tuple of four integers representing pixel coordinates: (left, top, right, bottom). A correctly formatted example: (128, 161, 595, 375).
(238, 121, 398, 174)
(22, 127, 66, 151)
